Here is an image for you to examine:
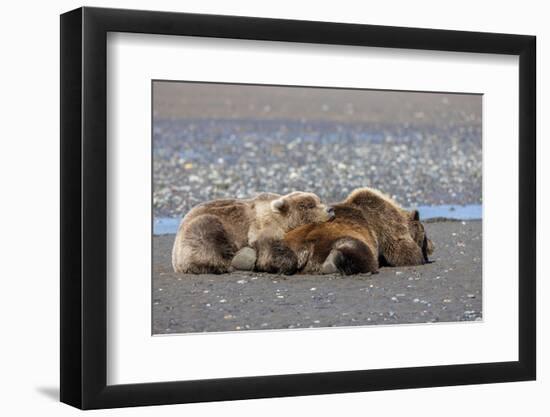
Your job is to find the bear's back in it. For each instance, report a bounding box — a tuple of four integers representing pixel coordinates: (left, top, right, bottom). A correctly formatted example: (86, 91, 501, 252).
(342, 187, 411, 242)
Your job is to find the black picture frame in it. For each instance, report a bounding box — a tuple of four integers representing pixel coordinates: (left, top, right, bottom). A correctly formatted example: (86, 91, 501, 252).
(60, 6, 536, 410)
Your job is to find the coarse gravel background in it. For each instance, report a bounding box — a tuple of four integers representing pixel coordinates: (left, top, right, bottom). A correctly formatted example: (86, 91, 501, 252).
(153, 82, 482, 217)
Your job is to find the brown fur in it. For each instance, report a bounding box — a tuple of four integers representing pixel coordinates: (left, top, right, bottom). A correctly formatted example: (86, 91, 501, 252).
(172, 192, 334, 274)
(284, 187, 435, 275)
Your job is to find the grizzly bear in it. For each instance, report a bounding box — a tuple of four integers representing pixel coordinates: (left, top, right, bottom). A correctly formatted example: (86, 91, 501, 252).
(283, 187, 435, 275)
(171, 192, 335, 274)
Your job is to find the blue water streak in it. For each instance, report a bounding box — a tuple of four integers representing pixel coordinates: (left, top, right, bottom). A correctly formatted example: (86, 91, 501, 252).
(153, 204, 481, 235)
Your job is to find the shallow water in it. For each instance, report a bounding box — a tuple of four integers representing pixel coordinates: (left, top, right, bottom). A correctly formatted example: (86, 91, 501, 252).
(153, 204, 481, 235)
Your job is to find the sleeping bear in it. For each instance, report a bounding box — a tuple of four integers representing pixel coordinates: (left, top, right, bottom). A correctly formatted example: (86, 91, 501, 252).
(172, 191, 335, 274)
(284, 187, 434, 275)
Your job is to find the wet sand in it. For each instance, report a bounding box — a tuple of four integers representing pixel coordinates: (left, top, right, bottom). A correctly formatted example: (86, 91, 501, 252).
(153, 220, 482, 334)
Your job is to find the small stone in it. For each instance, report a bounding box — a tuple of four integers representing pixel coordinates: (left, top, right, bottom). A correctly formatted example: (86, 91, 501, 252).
(219, 299, 227, 303)
(231, 247, 256, 271)
(467, 294, 476, 298)
(413, 298, 420, 303)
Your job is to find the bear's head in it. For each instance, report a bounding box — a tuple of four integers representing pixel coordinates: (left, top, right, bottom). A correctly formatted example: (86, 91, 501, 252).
(271, 191, 335, 231)
(408, 210, 435, 262)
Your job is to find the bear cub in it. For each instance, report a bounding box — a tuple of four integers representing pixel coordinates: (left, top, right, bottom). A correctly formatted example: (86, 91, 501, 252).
(172, 192, 334, 274)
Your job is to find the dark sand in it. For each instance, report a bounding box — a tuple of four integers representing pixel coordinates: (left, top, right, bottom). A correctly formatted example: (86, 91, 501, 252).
(153, 220, 482, 334)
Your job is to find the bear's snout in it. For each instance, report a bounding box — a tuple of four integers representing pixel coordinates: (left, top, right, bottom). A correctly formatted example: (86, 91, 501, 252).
(326, 207, 336, 220)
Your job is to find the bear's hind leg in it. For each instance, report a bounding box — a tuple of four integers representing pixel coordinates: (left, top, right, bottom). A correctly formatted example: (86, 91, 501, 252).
(254, 238, 298, 275)
(173, 215, 237, 274)
(322, 238, 378, 275)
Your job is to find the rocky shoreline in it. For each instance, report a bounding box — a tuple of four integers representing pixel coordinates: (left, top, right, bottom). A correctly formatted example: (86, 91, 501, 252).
(153, 85, 482, 218)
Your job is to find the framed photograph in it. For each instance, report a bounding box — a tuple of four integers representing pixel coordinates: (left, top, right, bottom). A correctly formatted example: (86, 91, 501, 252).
(60, 6, 536, 409)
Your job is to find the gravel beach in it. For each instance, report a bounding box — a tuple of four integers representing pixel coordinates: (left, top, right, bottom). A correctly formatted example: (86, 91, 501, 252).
(153, 83, 482, 218)
(152, 82, 482, 334)
(153, 220, 482, 334)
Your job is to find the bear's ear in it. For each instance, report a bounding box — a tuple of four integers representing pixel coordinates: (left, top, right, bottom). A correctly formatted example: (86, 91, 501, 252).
(271, 198, 289, 214)
(410, 209, 420, 221)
